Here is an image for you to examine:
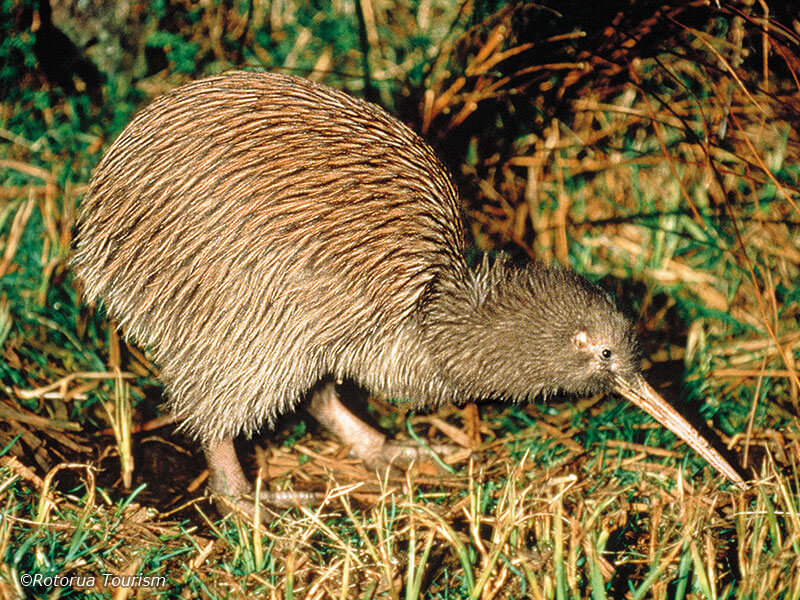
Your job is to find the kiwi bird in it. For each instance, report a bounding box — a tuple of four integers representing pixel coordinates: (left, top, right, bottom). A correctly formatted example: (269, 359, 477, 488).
(71, 71, 745, 511)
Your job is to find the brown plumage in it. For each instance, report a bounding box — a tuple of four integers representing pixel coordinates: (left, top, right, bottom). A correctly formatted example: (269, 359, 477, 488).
(72, 71, 744, 507)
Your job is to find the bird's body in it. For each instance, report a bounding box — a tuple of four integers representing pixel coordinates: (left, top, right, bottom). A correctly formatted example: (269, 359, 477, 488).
(72, 71, 744, 506)
(74, 71, 467, 442)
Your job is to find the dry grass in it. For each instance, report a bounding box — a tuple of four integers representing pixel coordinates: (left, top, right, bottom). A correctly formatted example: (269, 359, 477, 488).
(1, 0, 799, 598)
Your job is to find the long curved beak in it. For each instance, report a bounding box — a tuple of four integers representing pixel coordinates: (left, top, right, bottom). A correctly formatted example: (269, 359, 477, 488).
(613, 374, 746, 489)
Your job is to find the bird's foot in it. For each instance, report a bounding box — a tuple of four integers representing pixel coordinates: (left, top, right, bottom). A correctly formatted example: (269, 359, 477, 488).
(366, 439, 456, 474)
(210, 486, 326, 522)
(204, 438, 326, 521)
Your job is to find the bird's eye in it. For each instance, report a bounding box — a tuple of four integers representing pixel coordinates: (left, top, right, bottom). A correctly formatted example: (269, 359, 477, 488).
(601, 348, 612, 360)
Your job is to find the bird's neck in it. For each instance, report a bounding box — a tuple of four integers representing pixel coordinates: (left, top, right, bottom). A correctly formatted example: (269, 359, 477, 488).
(418, 258, 551, 403)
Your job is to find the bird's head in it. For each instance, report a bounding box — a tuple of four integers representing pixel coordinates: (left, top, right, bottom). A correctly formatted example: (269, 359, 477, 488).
(426, 258, 643, 399)
(469, 261, 644, 400)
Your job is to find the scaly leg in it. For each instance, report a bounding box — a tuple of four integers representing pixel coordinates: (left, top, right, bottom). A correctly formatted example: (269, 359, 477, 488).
(308, 380, 452, 472)
(204, 439, 252, 497)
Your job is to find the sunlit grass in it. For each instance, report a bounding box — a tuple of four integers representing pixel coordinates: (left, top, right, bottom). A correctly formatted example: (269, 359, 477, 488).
(2, 0, 799, 598)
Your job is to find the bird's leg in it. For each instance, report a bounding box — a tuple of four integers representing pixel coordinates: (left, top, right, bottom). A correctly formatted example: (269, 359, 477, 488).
(203, 380, 455, 520)
(308, 380, 451, 472)
(203, 439, 323, 517)
(204, 439, 252, 498)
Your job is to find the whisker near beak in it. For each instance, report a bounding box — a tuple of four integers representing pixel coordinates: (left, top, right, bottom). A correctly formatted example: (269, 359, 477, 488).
(613, 374, 746, 490)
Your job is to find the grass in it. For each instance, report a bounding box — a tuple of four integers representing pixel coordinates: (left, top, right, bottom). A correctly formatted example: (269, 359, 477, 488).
(1, 0, 800, 598)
